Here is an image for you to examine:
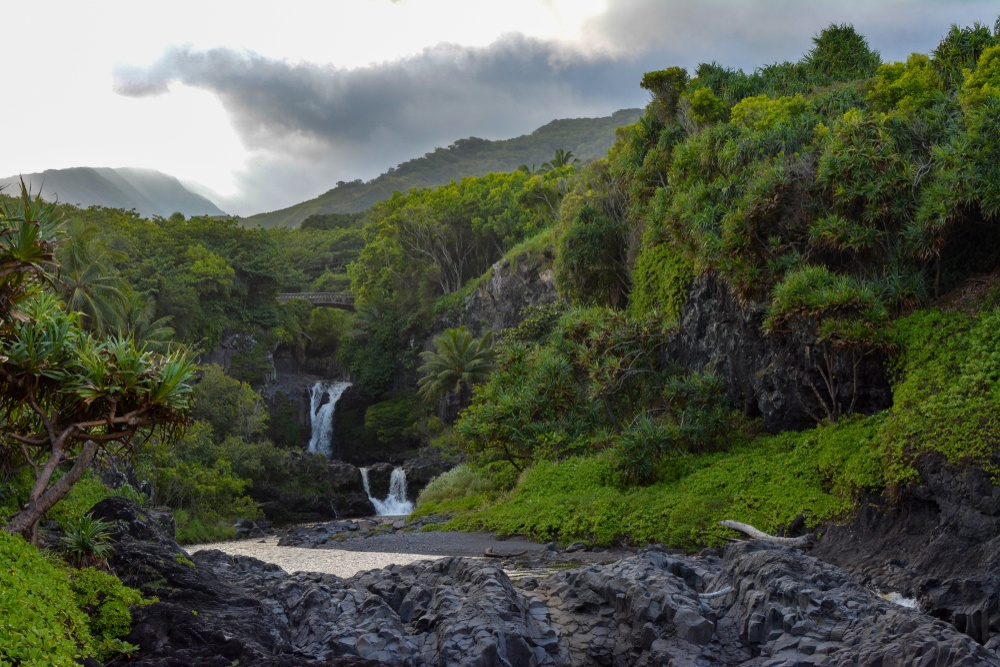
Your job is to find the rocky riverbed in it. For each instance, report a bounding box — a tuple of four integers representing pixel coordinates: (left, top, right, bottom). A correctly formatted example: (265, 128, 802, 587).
(90, 496, 1000, 666)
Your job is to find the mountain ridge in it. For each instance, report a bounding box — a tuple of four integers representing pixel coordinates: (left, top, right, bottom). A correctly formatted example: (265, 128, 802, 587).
(245, 108, 643, 228)
(0, 166, 226, 218)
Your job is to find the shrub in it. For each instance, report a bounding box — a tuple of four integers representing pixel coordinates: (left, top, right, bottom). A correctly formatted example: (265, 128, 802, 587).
(413, 464, 497, 516)
(47, 472, 113, 530)
(0, 530, 93, 666)
(614, 415, 668, 485)
(69, 567, 149, 662)
(555, 203, 630, 308)
(452, 415, 882, 550)
(878, 308, 1000, 485)
(365, 394, 424, 444)
(629, 233, 693, 322)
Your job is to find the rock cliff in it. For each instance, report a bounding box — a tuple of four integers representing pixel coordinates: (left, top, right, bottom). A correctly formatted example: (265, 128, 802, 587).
(667, 274, 893, 432)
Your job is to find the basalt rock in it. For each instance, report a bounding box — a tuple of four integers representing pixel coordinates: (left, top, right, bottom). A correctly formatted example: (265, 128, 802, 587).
(666, 274, 893, 432)
(401, 448, 453, 499)
(365, 462, 395, 500)
(452, 246, 561, 337)
(92, 497, 387, 666)
(813, 456, 1000, 646)
(99, 498, 998, 667)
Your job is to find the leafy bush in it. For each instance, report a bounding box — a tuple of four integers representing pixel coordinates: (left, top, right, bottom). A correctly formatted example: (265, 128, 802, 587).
(555, 203, 630, 307)
(451, 415, 883, 550)
(46, 472, 113, 530)
(365, 393, 425, 444)
(629, 233, 694, 321)
(878, 308, 1000, 485)
(139, 421, 259, 543)
(614, 415, 669, 485)
(413, 464, 497, 516)
(0, 530, 94, 666)
(192, 364, 268, 441)
(69, 567, 149, 661)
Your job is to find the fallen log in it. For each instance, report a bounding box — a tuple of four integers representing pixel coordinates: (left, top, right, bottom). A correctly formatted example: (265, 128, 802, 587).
(719, 520, 812, 548)
(483, 547, 528, 558)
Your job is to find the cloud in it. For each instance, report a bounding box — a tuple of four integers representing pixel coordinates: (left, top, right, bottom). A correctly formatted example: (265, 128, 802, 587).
(114, 36, 651, 156)
(581, 0, 1000, 68)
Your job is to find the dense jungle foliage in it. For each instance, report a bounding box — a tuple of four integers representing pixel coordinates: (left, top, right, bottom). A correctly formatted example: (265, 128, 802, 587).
(415, 19, 1000, 545)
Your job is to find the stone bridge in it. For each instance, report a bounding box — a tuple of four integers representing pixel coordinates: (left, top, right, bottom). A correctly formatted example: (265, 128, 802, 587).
(276, 292, 356, 311)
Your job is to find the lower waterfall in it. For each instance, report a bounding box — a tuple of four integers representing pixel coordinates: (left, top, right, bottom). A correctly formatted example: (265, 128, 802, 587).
(360, 467, 414, 516)
(307, 381, 351, 458)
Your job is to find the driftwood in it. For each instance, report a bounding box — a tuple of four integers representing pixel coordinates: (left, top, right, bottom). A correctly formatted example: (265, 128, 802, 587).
(483, 547, 528, 558)
(699, 586, 733, 599)
(719, 520, 812, 548)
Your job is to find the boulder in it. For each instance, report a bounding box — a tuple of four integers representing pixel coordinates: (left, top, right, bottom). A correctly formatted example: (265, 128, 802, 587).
(91, 497, 386, 666)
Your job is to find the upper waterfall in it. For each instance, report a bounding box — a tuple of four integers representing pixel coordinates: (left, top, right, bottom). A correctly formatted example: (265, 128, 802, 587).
(307, 381, 351, 458)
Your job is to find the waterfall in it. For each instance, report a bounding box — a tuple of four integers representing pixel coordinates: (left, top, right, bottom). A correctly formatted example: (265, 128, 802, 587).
(307, 381, 351, 458)
(360, 467, 414, 516)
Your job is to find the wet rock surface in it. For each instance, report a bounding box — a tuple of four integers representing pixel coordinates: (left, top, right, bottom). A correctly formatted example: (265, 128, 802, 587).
(100, 498, 998, 666)
(249, 457, 376, 524)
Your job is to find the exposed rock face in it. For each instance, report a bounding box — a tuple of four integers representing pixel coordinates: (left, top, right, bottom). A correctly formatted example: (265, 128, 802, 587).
(533, 542, 996, 666)
(454, 247, 561, 337)
(364, 462, 396, 500)
(250, 458, 376, 524)
(401, 448, 453, 499)
(263, 370, 328, 447)
(813, 457, 1000, 648)
(97, 498, 997, 666)
(667, 274, 893, 432)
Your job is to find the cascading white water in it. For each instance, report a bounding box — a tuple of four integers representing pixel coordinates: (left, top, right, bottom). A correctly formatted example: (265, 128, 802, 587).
(307, 381, 351, 458)
(360, 467, 414, 516)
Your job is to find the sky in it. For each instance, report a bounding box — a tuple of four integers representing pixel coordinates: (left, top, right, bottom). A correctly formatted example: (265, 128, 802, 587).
(3, 1, 997, 216)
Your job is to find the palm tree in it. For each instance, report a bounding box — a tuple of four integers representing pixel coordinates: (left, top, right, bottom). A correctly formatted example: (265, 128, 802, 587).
(417, 327, 494, 401)
(119, 289, 176, 352)
(56, 220, 127, 335)
(541, 148, 579, 172)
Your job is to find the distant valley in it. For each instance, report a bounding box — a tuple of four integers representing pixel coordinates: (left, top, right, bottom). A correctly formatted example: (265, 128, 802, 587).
(0, 166, 227, 219)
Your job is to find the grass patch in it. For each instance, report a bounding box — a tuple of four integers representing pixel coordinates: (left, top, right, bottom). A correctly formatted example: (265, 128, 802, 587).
(449, 415, 883, 551)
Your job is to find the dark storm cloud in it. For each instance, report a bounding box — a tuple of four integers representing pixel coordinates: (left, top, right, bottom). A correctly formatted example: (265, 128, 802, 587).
(583, 0, 999, 70)
(114, 35, 654, 156)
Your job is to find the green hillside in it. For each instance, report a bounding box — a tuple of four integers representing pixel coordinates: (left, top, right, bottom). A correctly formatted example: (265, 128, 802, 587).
(245, 108, 642, 228)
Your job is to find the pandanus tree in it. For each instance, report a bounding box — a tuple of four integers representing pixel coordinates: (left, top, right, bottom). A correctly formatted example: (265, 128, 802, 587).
(417, 327, 494, 402)
(0, 184, 194, 540)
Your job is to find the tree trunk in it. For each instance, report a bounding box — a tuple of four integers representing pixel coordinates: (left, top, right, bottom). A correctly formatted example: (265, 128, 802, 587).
(3, 439, 99, 540)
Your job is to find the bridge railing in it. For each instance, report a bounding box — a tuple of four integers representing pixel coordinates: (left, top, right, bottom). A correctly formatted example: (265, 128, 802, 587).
(276, 292, 356, 308)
